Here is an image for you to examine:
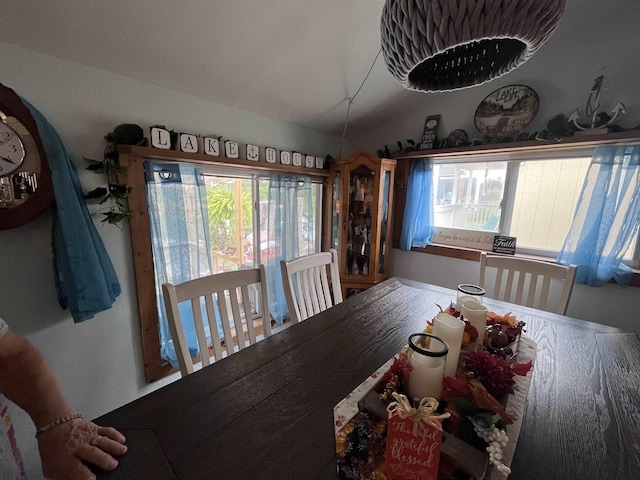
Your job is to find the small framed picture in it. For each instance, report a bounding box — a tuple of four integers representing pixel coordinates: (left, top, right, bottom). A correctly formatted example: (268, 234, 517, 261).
(292, 152, 302, 166)
(315, 156, 324, 169)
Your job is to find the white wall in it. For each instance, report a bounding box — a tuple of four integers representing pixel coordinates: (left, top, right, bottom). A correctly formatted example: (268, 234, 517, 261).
(0, 41, 343, 478)
(351, 0, 640, 336)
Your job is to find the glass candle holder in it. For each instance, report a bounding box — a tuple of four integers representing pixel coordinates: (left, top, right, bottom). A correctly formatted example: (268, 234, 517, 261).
(431, 312, 465, 378)
(456, 284, 485, 311)
(407, 333, 449, 402)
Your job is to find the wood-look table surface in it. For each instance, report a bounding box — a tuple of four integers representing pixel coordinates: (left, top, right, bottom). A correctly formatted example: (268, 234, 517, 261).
(95, 277, 640, 480)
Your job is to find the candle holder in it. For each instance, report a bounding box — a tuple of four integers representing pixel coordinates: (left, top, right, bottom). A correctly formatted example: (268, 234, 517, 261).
(407, 333, 449, 403)
(456, 284, 485, 311)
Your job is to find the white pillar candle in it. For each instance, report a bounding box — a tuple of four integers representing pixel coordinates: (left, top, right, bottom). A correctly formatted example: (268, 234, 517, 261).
(407, 350, 446, 402)
(461, 300, 488, 344)
(456, 294, 480, 312)
(407, 334, 448, 402)
(431, 312, 465, 378)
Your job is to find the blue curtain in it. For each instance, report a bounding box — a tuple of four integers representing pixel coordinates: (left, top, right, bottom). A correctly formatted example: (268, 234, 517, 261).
(145, 162, 219, 367)
(557, 145, 640, 287)
(265, 174, 314, 323)
(400, 158, 435, 250)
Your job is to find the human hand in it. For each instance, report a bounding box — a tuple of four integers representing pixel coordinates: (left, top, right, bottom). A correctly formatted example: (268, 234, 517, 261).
(37, 419, 127, 480)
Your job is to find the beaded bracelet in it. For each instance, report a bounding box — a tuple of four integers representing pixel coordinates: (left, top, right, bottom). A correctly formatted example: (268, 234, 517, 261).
(35, 413, 83, 437)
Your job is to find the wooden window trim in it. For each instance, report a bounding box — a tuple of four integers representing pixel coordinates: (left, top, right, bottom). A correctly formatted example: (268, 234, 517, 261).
(391, 131, 640, 289)
(117, 145, 328, 383)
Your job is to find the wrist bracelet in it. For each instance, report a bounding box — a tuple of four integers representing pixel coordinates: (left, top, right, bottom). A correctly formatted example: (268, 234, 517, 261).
(35, 413, 83, 437)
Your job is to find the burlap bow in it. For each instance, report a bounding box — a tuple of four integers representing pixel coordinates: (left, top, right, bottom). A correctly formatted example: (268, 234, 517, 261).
(386, 392, 451, 436)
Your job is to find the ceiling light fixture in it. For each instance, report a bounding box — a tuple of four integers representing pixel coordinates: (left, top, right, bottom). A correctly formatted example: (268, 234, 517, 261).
(380, 0, 567, 92)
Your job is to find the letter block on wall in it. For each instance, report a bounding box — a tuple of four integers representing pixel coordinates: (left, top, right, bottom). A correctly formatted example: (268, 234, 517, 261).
(180, 133, 198, 153)
(280, 150, 291, 165)
(203, 137, 220, 156)
(246, 144, 260, 161)
(265, 147, 277, 163)
(225, 140, 239, 159)
(150, 127, 172, 150)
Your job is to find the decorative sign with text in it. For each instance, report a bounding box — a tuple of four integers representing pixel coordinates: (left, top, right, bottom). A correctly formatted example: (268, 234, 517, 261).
(385, 406, 444, 480)
(493, 235, 517, 255)
(432, 227, 495, 250)
(420, 115, 441, 150)
(148, 124, 326, 168)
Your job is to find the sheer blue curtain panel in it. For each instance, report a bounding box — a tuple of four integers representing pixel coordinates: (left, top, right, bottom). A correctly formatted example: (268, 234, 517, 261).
(557, 144, 640, 286)
(145, 161, 221, 367)
(400, 158, 435, 250)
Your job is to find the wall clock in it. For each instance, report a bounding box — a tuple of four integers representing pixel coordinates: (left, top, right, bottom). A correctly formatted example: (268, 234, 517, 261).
(0, 82, 54, 230)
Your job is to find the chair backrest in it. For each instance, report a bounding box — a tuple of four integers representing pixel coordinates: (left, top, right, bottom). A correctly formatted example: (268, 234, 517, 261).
(280, 249, 343, 323)
(479, 252, 577, 315)
(162, 265, 271, 377)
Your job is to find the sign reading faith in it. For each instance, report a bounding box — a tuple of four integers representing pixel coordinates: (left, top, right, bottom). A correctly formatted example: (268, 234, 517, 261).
(493, 235, 517, 255)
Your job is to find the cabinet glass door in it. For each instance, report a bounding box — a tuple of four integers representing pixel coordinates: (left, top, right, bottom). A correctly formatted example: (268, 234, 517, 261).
(378, 168, 392, 274)
(331, 170, 340, 252)
(346, 165, 374, 277)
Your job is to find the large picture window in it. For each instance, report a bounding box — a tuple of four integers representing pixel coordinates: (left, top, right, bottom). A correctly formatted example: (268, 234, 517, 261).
(432, 152, 639, 265)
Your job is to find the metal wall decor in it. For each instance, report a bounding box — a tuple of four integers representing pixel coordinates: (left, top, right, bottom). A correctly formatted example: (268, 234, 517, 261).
(380, 0, 567, 92)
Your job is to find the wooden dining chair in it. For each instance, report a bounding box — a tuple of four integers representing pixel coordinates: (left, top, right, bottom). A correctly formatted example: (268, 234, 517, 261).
(479, 252, 577, 315)
(162, 265, 271, 376)
(280, 249, 343, 323)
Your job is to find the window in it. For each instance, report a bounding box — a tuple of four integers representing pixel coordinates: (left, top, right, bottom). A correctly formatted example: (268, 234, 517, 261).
(147, 162, 323, 369)
(432, 150, 639, 266)
(117, 148, 329, 383)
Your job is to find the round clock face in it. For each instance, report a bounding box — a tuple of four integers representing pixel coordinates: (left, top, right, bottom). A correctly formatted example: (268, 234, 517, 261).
(0, 120, 25, 176)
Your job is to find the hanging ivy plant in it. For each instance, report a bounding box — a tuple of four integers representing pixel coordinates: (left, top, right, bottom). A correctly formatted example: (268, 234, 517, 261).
(83, 123, 147, 225)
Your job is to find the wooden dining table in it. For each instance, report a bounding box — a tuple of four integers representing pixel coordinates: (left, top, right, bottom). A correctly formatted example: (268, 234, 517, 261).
(95, 277, 640, 480)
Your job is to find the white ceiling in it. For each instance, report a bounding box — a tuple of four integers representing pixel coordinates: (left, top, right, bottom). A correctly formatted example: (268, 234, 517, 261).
(0, 0, 613, 138)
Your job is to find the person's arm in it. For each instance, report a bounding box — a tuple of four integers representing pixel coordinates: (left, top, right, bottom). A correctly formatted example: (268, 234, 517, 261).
(0, 329, 127, 480)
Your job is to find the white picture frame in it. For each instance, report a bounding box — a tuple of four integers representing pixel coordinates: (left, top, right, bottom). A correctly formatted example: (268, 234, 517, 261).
(315, 156, 324, 169)
(292, 152, 302, 167)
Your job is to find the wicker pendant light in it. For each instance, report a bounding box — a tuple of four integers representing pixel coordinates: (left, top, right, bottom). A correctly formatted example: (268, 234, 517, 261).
(380, 0, 567, 92)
